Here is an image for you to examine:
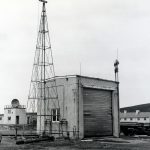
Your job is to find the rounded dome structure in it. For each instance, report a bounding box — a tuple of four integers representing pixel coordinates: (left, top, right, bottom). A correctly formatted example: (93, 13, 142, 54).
(11, 99, 20, 108)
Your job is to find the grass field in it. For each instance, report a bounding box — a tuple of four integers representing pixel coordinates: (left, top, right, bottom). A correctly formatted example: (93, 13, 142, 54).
(1, 136, 150, 150)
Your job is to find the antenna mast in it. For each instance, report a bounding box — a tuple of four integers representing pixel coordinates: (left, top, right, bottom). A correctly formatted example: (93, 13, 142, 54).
(27, 0, 58, 135)
(114, 49, 119, 82)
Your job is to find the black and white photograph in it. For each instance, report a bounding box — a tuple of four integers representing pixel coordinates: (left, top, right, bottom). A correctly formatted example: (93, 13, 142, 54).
(0, 0, 150, 149)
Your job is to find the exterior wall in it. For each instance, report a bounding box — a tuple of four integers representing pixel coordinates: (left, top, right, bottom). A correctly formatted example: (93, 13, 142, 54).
(0, 115, 4, 124)
(4, 108, 16, 124)
(4, 108, 26, 124)
(37, 76, 78, 138)
(26, 113, 37, 125)
(15, 108, 27, 124)
(112, 89, 120, 137)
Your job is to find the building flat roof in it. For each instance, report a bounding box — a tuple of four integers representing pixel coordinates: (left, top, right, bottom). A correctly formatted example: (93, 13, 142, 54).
(46, 74, 118, 83)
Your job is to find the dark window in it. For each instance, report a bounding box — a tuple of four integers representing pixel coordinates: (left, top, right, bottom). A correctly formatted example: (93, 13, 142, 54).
(130, 118, 133, 120)
(52, 108, 60, 122)
(137, 118, 140, 120)
(27, 117, 30, 124)
(124, 118, 126, 121)
(144, 117, 147, 120)
(0, 117, 2, 120)
(8, 110, 11, 114)
(16, 116, 19, 124)
(33, 120, 37, 126)
(8, 117, 11, 121)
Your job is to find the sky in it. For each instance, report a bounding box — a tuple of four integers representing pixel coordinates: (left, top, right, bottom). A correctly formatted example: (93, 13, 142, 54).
(0, 0, 150, 113)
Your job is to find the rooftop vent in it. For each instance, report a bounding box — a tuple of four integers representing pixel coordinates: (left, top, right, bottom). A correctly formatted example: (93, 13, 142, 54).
(136, 110, 140, 114)
(124, 110, 127, 114)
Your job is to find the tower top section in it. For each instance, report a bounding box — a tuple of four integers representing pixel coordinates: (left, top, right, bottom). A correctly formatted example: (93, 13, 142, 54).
(39, 0, 47, 3)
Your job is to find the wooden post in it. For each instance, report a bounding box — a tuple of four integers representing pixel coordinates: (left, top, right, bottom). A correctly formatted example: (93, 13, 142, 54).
(15, 126, 18, 140)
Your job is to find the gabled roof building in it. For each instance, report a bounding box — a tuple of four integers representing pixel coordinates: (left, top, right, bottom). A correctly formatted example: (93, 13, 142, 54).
(120, 104, 150, 125)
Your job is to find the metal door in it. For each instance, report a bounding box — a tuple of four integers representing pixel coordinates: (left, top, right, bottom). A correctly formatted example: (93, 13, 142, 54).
(83, 88, 113, 137)
(16, 116, 19, 125)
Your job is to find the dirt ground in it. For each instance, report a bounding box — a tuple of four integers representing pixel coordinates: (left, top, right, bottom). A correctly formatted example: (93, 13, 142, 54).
(1, 136, 150, 150)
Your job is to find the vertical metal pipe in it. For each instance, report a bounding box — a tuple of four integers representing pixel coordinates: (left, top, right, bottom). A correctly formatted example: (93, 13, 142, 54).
(117, 81, 120, 137)
(77, 77, 80, 139)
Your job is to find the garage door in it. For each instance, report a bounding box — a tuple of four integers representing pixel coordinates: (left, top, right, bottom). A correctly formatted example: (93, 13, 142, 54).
(83, 88, 113, 137)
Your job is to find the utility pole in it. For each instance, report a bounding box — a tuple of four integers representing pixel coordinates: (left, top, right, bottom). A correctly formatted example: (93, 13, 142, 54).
(114, 57, 120, 137)
(114, 59, 119, 82)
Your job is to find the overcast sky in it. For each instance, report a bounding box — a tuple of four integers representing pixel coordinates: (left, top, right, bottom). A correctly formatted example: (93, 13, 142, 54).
(0, 0, 150, 113)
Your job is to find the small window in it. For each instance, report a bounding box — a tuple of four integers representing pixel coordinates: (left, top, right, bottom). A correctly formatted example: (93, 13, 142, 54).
(52, 108, 60, 122)
(8, 117, 11, 121)
(130, 118, 133, 120)
(27, 117, 30, 124)
(0, 117, 2, 120)
(144, 117, 147, 120)
(8, 110, 11, 114)
(137, 118, 140, 120)
(124, 118, 126, 121)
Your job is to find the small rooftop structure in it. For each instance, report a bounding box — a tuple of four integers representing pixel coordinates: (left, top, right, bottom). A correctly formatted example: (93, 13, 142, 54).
(4, 99, 26, 109)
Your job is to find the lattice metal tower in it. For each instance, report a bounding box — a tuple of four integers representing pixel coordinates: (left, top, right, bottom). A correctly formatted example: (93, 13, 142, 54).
(27, 0, 59, 135)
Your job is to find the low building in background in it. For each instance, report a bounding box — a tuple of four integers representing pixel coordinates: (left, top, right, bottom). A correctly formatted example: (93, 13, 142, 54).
(120, 110, 150, 125)
(4, 99, 26, 125)
(26, 112, 37, 126)
(0, 99, 37, 126)
(120, 103, 150, 126)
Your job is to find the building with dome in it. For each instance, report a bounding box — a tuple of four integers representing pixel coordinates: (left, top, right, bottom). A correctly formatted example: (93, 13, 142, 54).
(0, 99, 37, 125)
(3, 99, 26, 124)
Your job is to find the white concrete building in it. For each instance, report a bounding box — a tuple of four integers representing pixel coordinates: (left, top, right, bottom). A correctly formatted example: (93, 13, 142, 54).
(3, 99, 26, 125)
(120, 110, 150, 125)
(0, 99, 37, 126)
(37, 75, 119, 139)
